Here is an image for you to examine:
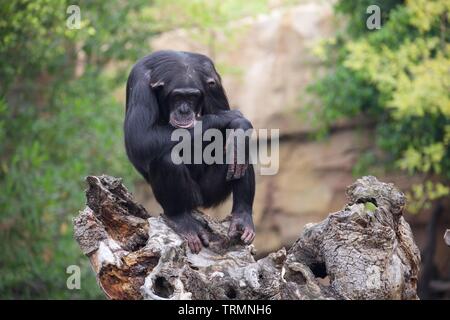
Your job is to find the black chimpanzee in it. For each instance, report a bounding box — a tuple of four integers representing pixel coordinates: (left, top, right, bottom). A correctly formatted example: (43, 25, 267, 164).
(124, 50, 255, 253)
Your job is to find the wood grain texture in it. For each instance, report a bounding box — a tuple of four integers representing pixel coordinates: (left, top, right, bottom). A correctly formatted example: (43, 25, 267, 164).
(73, 175, 420, 300)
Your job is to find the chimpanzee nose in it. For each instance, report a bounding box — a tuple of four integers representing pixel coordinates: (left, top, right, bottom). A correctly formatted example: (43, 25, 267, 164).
(179, 104, 191, 114)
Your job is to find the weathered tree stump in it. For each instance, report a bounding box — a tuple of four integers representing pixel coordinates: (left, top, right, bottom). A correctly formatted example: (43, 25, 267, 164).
(73, 175, 420, 300)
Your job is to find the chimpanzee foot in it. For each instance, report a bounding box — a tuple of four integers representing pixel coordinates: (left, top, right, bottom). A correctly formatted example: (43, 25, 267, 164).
(166, 213, 209, 254)
(228, 212, 255, 244)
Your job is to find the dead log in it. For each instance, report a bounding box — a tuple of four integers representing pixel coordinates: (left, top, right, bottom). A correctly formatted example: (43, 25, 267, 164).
(73, 175, 420, 300)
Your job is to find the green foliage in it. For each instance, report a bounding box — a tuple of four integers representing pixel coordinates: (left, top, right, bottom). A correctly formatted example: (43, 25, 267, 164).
(0, 0, 292, 300)
(308, 0, 450, 213)
(335, 0, 404, 38)
(0, 0, 153, 298)
(148, 0, 269, 30)
(364, 201, 378, 213)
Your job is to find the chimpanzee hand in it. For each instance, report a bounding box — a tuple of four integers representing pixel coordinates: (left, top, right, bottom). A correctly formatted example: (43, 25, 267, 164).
(196, 110, 243, 129)
(225, 117, 253, 181)
(228, 212, 255, 244)
(225, 134, 248, 180)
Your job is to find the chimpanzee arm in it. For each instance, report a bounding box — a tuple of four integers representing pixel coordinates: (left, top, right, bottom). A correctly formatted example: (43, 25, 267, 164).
(124, 62, 250, 174)
(125, 100, 245, 173)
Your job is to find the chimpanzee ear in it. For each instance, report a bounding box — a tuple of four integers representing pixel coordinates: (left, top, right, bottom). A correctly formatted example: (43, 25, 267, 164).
(150, 80, 165, 90)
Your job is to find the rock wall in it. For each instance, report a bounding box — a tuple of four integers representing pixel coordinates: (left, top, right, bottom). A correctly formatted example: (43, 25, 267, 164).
(152, 0, 336, 131)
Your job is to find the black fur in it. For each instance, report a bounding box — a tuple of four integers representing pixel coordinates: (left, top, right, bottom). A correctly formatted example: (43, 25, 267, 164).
(124, 50, 255, 253)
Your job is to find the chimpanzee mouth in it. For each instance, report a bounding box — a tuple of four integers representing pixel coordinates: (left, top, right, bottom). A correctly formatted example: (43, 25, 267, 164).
(169, 114, 197, 129)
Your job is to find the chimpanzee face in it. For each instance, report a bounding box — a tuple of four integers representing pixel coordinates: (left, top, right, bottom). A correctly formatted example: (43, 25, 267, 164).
(149, 52, 221, 129)
(166, 86, 202, 129)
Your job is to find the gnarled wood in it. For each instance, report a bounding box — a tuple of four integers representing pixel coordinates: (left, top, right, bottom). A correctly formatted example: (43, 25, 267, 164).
(73, 175, 420, 300)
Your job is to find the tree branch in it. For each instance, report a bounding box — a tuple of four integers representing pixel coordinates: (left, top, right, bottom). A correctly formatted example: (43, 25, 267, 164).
(73, 175, 420, 300)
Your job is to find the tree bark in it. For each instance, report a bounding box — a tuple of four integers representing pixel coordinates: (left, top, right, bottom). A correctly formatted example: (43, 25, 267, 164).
(73, 175, 420, 300)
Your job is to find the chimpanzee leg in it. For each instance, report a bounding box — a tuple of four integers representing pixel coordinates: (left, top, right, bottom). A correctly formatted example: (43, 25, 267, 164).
(197, 150, 256, 244)
(229, 164, 256, 244)
(196, 164, 233, 208)
(149, 155, 209, 253)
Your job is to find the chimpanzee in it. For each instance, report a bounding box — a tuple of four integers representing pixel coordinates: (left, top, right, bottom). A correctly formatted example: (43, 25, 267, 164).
(124, 50, 255, 253)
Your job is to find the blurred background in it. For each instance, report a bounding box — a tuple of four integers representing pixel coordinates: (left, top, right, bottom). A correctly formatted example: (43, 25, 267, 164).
(0, 0, 448, 299)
